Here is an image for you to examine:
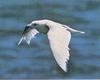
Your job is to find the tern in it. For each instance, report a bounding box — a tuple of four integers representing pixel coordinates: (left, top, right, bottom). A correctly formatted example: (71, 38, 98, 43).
(18, 19, 85, 72)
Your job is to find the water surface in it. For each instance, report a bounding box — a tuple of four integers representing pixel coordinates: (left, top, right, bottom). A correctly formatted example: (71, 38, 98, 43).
(0, 0, 100, 79)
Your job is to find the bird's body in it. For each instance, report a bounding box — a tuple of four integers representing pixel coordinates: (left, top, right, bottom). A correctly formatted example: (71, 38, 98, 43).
(18, 19, 85, 72)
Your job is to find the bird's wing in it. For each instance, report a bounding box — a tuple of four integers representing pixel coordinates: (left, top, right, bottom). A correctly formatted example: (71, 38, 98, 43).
(47, 27, 71, 72)
(18, 28, 39, 45)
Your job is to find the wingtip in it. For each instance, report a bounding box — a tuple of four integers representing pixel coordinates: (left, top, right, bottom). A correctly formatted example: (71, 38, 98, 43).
(63, 68, 67, 72)
(18, 37, 23, 46)
(60, 63, 68, 72)
(18, 42, 20, 46)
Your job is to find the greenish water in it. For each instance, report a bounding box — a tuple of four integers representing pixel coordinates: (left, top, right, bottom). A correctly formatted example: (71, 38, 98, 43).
(0, 0, 100, 79)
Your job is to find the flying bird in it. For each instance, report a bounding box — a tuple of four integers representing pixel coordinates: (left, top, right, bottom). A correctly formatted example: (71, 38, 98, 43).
(18, 19, 85, 72)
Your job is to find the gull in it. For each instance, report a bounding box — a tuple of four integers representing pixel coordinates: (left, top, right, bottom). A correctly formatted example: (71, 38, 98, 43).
(18, 19, 85, 72)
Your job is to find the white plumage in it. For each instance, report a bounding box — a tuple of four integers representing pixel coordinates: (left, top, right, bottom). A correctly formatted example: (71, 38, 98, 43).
(18, 19, 85, 72)
(47, 26, 71, 71)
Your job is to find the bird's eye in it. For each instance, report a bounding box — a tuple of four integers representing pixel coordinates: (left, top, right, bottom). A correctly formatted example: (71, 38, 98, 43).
(33, 23, 37, 26)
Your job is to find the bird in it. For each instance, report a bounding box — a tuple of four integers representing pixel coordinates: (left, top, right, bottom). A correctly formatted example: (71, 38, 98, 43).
(18, 19, 85, 72)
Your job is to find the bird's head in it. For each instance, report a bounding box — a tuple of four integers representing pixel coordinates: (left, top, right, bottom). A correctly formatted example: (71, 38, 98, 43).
(18, 20, 49, 45)
(27, 20, 48, 27)
(24, 20, 49, 35)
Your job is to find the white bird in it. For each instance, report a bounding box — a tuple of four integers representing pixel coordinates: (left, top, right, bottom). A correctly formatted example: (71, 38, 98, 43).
(18, 19, 85, 72)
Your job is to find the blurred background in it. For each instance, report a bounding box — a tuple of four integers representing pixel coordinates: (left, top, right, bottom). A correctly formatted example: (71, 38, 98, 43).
(0, 0, 100, 79)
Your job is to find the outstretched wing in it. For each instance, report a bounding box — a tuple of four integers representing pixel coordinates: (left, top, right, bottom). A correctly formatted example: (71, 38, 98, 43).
(47, 27, 71, 72)
(18, 27, 39, 45)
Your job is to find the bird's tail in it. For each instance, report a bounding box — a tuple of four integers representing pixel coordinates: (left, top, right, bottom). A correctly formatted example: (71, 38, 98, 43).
(64, 25, 85, 34)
